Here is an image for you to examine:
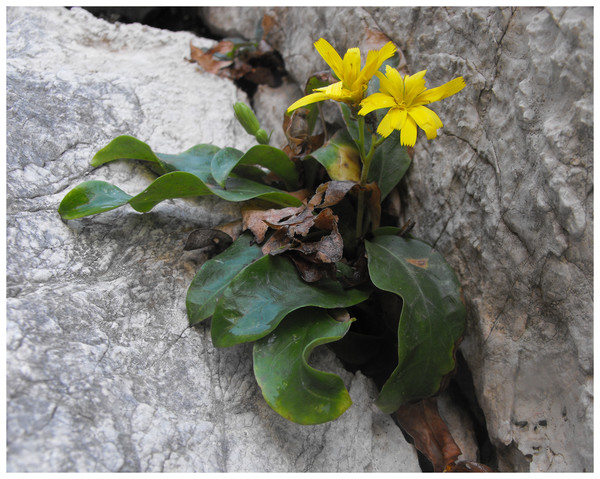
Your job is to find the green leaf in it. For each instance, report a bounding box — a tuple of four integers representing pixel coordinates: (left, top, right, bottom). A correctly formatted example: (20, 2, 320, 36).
(91, 135, 168, 173)
(157, 144, 221, 180)
(365, 235, 465, 413)
(253, 308, 353, 424)
(211, 145, 300, 190)
(58, 180, 133, 219)
(128, 171, 213, 212)
(211, 254, 371, 347)
(308, 128, 361, 182)
(368, 130, 412, 200)
(216, 177, 303, 206)
(186, 233, 263, 325)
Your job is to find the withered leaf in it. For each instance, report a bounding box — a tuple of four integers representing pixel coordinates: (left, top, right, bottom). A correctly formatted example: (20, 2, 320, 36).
(284, 109, 325, 156)
(394, 397, 462, 472)
(288, 252, 336, 283)
(309, 181, 360, 208)
(184, 228, 233, 253)
(364, 181, 382, 230)
(447, 461, 493, 472)
(189, 41, 233, 75)
(242, 205, 306, 243)
(328, 308, 351, 323)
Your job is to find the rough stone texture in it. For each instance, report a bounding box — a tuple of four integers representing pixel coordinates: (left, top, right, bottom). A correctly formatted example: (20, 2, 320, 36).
(6, 7, 421, 472)
(202, 6, 594, 472)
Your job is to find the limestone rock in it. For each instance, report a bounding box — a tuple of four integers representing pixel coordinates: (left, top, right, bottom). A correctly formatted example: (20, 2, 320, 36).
(202, 6, 593, 472)
(6, 7, 420, 472)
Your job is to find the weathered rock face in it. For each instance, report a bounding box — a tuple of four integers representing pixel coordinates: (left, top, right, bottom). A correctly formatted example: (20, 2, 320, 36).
(6, 7, 421, 472)
(202, 6, 593, 472)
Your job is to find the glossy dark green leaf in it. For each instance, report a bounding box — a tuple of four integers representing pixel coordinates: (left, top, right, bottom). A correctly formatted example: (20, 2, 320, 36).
(368, 130, 412, 200)
(157, 144, 220, 180)
(60, 171, 302, 219)
(186, 233, 263, 325)
(365, 234, 465, 413)
(211, 254, 371, 347)
(253, 308, 353, 424)
(128, 171, 213, 212)
(308, 128, 361, 182)
(91, 135, 169, 173)
(211, 145, 300, 190)
(58, 180, 133, 219)
(216, 177, 303, 206)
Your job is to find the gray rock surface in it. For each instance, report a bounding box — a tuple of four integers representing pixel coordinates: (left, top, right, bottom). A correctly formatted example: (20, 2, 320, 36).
(202, 6, 594, 472)
(6, 7, 421, 472)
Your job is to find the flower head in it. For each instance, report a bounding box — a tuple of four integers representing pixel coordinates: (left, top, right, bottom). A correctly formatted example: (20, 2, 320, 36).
(359, 66, 466, 147)
(287, 38, 396, 113)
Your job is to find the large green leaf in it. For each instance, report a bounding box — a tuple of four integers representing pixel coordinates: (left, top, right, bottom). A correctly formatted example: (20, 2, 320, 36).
(91, 135, 169, 173)
(58, 171, 302, 220)
(308, 128, 361, 182)
(186, 233, 263, 325)
(211, 254, 371, 347)
(368, 131, 411, 200)
(157, 144, 220, 180)
(128, 171, 213, 212)
(57, 180, 133, 219)
(211, 145, 300, 190)
(253, 308, 353, 424)
(365, 234, 465, 413)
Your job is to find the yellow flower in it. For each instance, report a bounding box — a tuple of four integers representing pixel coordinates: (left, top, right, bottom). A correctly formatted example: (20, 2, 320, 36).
(287, 38, 396, 113)
(359, 66, 466, 147)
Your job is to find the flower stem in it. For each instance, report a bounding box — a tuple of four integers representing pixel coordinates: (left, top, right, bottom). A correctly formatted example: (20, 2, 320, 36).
(355, 116, 381, 239)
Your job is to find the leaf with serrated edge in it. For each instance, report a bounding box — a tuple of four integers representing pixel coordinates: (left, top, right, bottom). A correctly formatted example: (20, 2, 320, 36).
(211, 254, 370, 347)
(253, 308, 353, 424)
(365, 234, 465, 413)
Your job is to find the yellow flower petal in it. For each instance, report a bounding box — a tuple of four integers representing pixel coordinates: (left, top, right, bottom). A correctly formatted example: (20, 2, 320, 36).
(342, 47, 361, 88)
(388, 107, 408, 131)
(359, 92, 397, 115)
(404, 70, 427, 104)
(318, 81, 348, 102)
(356, 41, 396, 86)
(381, 65, 405, 101)
(287, 91, 330, 113)
(416, 76, 466, 104)
(376, 110, 395, 137)
(400, 117, 418, 146)
(314, 38, 344, 80)
(408, 105, 442, 140)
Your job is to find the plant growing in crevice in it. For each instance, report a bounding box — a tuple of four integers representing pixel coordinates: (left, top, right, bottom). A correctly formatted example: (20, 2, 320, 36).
(59, 35, 484, 471)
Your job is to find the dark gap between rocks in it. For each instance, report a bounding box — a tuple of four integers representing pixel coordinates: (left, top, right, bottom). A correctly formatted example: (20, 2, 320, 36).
(78, 6, 288, 101)
(75, 5, 497, 472)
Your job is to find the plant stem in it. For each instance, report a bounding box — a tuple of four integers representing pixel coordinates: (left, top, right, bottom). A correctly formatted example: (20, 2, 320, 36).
(356, 116, 381, 239)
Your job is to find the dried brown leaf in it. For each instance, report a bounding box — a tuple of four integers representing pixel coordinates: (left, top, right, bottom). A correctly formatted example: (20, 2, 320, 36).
(365, 181, 382, 230)
(328, 308, 351, 323)
(447, 461, 493, 472)
(242, 205, 305, 243)
(309, 181, 359, 208)
(184, 228, 233, 253)
(394, 397, 462, 472)
(189, 41, 233, 75)
(288, 252, 336, 283)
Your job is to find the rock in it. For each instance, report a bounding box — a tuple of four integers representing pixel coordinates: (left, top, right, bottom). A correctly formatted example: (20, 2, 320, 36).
(202, 6, 593, 472)
(6, 7, 420, 472)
